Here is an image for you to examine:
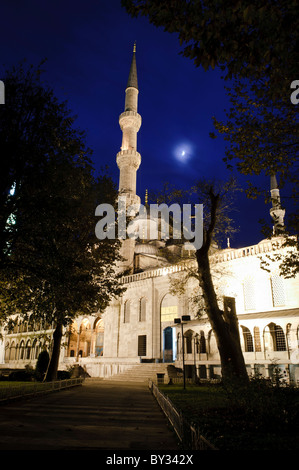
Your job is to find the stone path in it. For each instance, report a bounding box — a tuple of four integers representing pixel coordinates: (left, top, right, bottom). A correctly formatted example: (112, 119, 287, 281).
(0, 379, 180, 451)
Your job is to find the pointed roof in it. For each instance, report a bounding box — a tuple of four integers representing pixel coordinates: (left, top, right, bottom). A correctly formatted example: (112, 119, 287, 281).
(270, 174, 278, 190)
(126, 42, 138, 90)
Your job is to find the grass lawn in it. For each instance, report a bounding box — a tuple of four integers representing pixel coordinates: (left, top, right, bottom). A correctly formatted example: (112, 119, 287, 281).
(0, 381, 36, 387)
(159, 383, 299, 451)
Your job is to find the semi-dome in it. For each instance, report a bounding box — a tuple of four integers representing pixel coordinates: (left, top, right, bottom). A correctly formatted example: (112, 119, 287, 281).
(134, 243, 158, 255)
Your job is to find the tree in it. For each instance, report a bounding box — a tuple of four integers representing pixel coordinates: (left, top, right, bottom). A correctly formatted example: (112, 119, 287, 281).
(0, 63, 124, 380)
(193, 181, 248, 383)
(0, 61, 90, 268)
(122, 0, 298, 96)
(212, 77, 299, 277)
(35, 350, 50, 381)
(149, 178, 249, 383)
(123, 0, 299, 276)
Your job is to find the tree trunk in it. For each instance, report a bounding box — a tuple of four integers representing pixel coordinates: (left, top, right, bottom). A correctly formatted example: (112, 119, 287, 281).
(45, 322, 63, 381)
(196, 248, 248, 384)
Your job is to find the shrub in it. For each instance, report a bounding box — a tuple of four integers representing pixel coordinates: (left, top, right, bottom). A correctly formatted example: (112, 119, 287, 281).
(8, 366, 35, 381)
(35, 350, 50, 381)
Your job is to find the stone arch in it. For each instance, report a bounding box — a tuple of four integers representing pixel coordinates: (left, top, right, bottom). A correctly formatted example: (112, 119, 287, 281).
(198, 330, 206, 353)
(67, 321, 78, 358)
(94, 317, 104, 357)
(78, 318, 92, 357)
(19, 340, 25, 360)
(264, 322, 287, 352)
(160, 293, 179, 323)
(25, 339, 31, 360)
(241, 325, 254, 352)
(184, 329, 194, 354)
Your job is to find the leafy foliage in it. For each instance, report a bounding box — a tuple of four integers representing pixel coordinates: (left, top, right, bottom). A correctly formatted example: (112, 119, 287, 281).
(0, 63, 124, 378)
(122, 1, 299, 277)
(122, 0, 298, 94)
(213, 77, 299, 276)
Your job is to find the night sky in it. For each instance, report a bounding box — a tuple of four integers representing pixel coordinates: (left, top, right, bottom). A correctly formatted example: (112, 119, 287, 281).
(0, 0, 276, 248)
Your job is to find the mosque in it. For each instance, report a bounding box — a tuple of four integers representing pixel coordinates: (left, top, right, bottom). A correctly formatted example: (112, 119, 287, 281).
(1, 46, 298, 384)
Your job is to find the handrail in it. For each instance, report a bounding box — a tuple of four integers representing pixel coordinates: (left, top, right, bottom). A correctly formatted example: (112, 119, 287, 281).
(0, 378, 84, 402)
(148, 379, 217, 450)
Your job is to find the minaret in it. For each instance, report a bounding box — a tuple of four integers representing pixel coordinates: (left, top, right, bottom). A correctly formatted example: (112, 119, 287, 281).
(116, 43, 142, 271)
(270, 173, 285, 235)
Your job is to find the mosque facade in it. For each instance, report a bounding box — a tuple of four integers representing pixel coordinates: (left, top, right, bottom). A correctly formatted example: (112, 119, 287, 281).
(1, 47, 299, 384)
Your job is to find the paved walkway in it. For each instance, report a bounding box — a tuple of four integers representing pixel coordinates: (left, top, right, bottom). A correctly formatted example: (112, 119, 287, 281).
(0, 379, 180, 451)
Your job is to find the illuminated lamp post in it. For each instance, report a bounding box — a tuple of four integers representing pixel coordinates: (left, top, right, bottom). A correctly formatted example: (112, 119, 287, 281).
(174, 315, 191, 389)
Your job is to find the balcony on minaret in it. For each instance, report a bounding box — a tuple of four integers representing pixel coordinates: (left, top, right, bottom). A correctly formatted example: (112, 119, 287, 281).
(119, 110, 142, 151)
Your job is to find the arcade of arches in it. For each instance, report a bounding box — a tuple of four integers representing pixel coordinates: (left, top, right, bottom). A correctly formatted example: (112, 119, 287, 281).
(67, 317, 104, 359)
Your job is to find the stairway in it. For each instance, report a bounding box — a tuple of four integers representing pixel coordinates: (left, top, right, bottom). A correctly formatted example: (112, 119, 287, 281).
(103, 362, 174, 383)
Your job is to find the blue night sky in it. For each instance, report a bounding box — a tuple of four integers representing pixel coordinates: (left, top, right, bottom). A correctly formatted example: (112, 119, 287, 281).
(0, 0, 274, 248)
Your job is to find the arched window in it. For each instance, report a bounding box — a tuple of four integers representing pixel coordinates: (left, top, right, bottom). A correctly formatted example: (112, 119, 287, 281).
(241, 326, 254, 352)
(19, 340, 25, 360)
(139, 298, 146, 322)
(185, 330, 193, 354)
(160, 294, 178, 323)
(67, 322, 78, 358)
(32, 339, 41, 359)
(265, 323, 287, 352)
(79, 319, 91, 357)
(95, 318, 104, 357)
(274, 325, 287, 351)
(199, 331, 206, 353)
(124, 300, 130, 323)
(25, 340, 31, 360)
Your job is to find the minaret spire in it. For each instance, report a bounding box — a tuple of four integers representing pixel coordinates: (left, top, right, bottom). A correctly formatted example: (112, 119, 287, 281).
(126, 42, 138, 90)
(270, 173, 285, 235)
(116, 44, 142, 271)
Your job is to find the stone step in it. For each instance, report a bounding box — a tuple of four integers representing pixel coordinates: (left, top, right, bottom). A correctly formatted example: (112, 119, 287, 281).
(103, 363, 174, 383)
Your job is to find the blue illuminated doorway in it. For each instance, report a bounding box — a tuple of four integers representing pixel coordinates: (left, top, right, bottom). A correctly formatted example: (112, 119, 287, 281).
(163, 327, 176, 362)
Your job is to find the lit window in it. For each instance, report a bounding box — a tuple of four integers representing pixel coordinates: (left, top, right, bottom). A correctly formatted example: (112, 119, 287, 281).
(271, 275, 285, 307)
(241, 326, 254, 352)
(243, 279, 256, 310)
(124, 300, 130, 323)
(139, 298, 146, 322)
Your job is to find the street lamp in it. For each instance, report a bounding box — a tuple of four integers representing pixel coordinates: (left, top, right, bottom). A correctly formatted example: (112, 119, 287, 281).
(174, 315, 191, 389)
